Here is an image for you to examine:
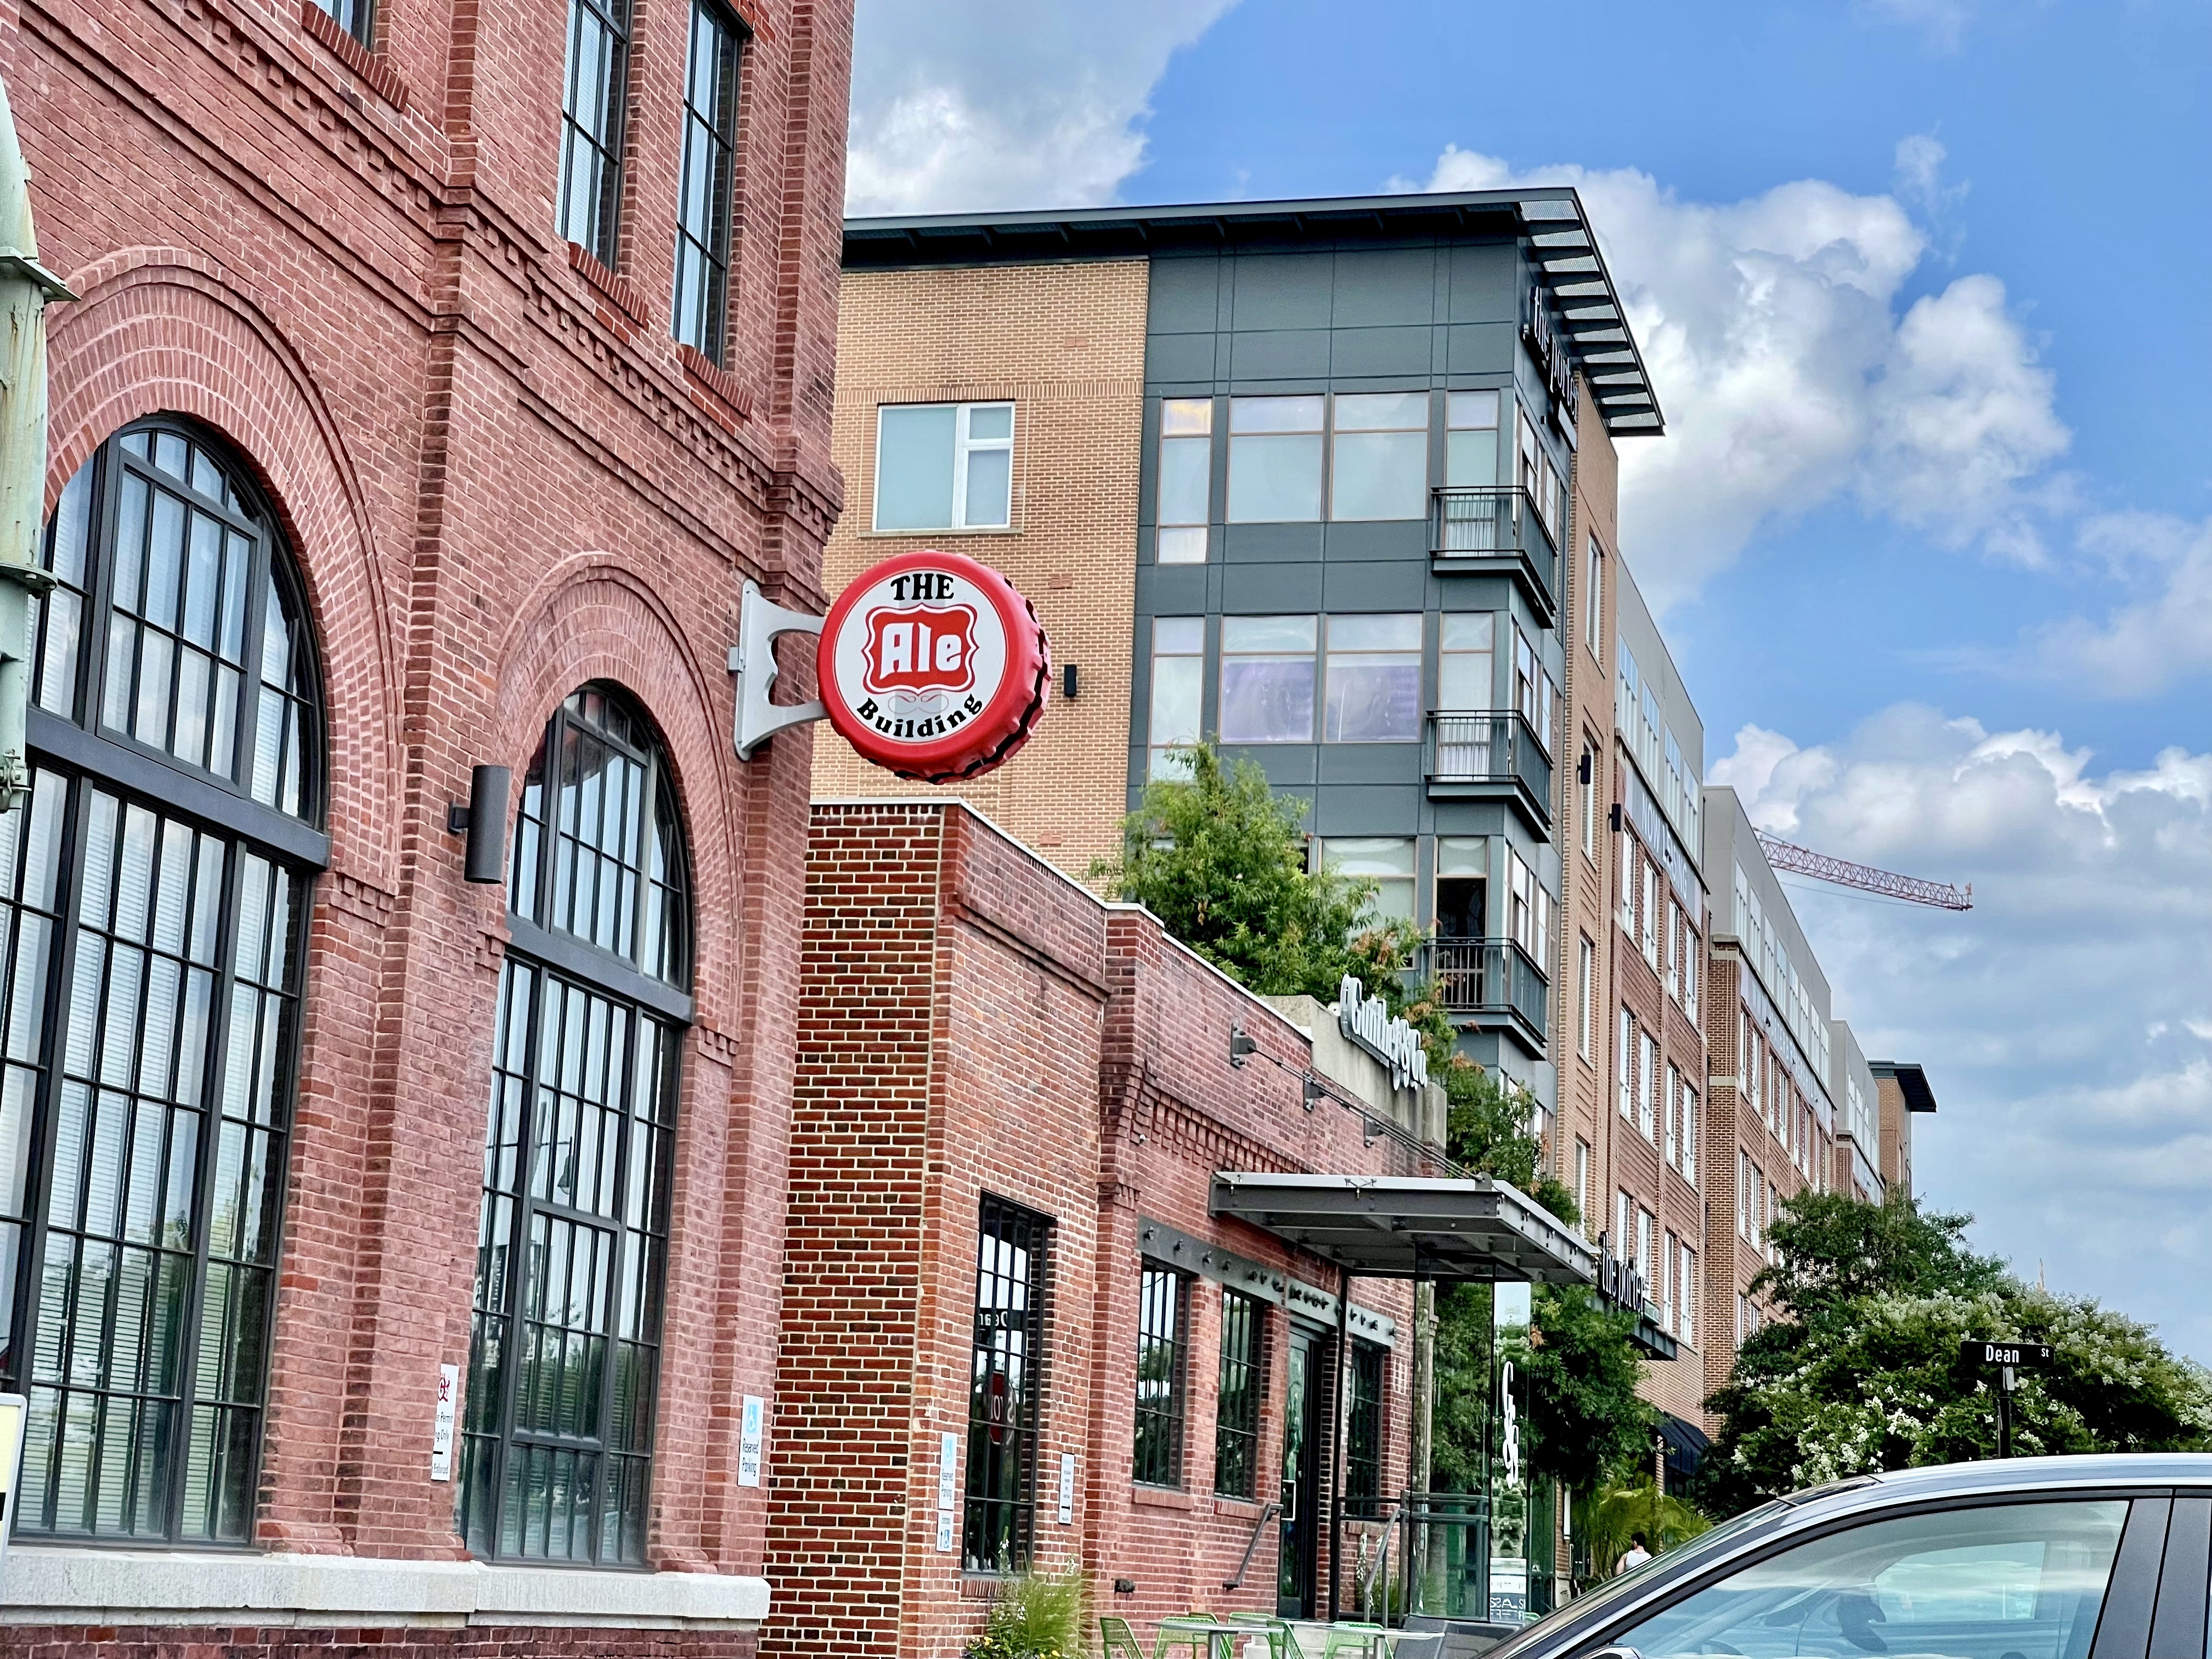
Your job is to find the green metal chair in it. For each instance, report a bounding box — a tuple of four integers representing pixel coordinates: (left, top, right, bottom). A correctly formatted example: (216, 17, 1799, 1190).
(1101, 1616, 1151, 1659)
(1222, 1613, 1297, 1659)
(1319, 1622, 1392, 1659)
(1155, 1617, 1235, 1659)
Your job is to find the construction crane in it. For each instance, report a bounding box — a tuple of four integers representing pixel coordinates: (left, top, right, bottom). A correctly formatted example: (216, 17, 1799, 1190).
(1755, 832, 1973, 911)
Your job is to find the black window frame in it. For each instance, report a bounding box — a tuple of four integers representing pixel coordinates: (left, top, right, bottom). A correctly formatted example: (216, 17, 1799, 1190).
(963, 1194, 1050, 1573)
(670, 0, 748, 365)
(457, 684, 692, 1568)
(557, 0, 634, 269)
(1346, 1340, 1385, 1502)
(1, 416, 327, 1547)
(1134, 1264, 1188, 1488)
(1213, 1287, 1263, 1499)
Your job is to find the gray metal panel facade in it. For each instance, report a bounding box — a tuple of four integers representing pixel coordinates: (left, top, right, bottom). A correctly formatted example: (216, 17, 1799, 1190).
(1128, 235, 1572, 1110)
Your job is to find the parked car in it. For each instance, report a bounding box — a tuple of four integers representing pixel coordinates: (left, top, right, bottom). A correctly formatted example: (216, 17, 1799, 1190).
(1476, 1455, 2212, 1659)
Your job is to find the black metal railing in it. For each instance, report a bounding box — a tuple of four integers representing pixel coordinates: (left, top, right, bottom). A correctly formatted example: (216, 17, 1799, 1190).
(1429, 486, 1561, 617)
(1424, 937, 1548, 1040)
(1424, 710, 1553, 821)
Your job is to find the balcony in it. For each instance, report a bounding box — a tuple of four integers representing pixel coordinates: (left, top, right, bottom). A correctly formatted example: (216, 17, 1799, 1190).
(1423, 937, 1548, 1053)
(1423, 710, 1553, 834)
(1430, 486, 1561, 625)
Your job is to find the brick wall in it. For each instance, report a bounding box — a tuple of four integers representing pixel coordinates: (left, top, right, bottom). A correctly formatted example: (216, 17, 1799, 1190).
(7, 0, 851, 1639)
(768, 803, 1418, 1657)
(810, 262, 1150, 879)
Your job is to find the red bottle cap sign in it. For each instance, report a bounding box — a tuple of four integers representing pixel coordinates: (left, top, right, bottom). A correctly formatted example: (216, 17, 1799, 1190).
(819, 549, 1050, 783)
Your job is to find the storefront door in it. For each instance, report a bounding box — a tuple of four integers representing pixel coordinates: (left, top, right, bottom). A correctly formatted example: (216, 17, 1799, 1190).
(1278, 1324, 1325, 1618)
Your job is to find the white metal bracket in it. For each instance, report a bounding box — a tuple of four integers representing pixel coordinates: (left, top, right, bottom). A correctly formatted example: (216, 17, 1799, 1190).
(729, 579, 827, 760)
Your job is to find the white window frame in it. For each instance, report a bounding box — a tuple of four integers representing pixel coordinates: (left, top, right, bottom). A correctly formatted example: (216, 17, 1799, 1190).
(1577, 933, 1595, 1063)
(871, 400, 1015, 533)
(1584, 534, 1604, 661)
(1617, 1009, 1634, 1122)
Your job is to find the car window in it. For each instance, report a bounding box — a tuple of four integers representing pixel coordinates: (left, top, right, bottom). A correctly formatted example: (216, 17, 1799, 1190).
(1610, 1502, 2128, 1659)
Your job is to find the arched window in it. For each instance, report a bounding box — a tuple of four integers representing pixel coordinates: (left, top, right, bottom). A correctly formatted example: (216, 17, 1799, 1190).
(0, 417, 324, 1542)
(459, 685, 690, 1566)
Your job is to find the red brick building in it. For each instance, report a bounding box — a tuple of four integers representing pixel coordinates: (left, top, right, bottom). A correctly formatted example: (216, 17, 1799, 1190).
(0, 0, 849, 1650)
(768, 800, 1592, 1657)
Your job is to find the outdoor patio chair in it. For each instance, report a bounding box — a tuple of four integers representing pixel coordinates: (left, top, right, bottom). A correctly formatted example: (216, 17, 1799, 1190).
(1319, 1622, 1392, 1658)
(1101, 1616, 1150, 1659)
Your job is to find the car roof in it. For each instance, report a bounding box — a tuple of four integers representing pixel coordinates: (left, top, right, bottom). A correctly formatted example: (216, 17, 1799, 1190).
(1864, 1454, 2212, 1498)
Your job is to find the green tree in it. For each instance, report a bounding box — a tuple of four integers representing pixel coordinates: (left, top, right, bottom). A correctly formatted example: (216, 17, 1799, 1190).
(1699, 1191, 2212, 1517)
(1093, 743, 1378, 998)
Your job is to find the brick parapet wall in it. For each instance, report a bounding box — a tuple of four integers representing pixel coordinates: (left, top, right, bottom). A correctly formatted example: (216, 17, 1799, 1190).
(771, 806, 1417, 1655)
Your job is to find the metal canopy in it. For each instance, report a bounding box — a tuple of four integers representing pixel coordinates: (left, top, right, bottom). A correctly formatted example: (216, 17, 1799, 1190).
(1210, 1172, 1598, 1286)
(843, 188, 1666, 437)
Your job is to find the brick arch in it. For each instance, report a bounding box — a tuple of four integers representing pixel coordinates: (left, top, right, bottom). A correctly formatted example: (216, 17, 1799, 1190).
(43, 247, 403, 888)
(492, 554, 741, 1031)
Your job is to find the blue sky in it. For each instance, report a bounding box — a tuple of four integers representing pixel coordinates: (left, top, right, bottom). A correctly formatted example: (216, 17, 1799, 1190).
(847, 0, 2212, 1362)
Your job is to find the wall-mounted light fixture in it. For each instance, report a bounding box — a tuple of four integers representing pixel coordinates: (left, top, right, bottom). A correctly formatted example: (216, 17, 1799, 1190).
(447, 765, 511, 884)
(1228, 1025, 1257, 1068)
(1577, 751, 1593, 785)
(1062, 663, 1079, 700)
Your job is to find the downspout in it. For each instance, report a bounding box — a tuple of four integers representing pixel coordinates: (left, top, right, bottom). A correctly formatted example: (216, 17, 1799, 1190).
(1328, 1267, 1350, 1622)
(0, 71, 72, 814)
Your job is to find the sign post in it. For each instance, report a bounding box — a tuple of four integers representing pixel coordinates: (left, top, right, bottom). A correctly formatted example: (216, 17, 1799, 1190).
(1960, 1340, 2052, 1458)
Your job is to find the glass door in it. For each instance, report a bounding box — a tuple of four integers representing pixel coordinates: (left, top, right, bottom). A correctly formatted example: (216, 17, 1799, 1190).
(1279, 1324, 1325, 1618)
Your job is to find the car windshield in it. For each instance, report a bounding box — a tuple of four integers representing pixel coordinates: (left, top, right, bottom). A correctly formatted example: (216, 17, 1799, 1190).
(1483, 1500, 1795, 1659)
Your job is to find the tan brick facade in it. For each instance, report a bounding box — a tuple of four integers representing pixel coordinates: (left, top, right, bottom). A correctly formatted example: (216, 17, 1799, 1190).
(812, 262, 1149, 879)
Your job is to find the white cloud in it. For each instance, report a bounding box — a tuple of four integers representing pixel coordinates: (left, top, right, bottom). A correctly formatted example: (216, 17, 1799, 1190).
(845, 0, 1238, 215)
(1711, 709, 2212, 1359)
(1403, 146, 2070, 607)
(2019, 512, 2212, 696)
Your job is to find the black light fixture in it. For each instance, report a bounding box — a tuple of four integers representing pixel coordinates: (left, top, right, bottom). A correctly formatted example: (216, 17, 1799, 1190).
(1062, 662, 1079, 700)
(1302, 1075, 1325, 1111)
(1228, 1025, 1257, 1068)
(447, 765, 511, 884)
(1608, 802, 1623, 833)
(1577, 751, 1593, 785)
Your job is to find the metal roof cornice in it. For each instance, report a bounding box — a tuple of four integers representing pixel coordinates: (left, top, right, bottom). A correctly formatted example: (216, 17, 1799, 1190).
(842, 189, 1664, 436)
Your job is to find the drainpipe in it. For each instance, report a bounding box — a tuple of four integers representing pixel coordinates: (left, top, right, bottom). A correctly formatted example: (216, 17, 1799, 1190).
(0, 72, 72, 814)
(1329, 1267, 1350, 1622)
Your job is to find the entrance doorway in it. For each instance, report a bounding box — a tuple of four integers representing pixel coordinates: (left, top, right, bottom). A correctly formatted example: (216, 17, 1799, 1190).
(1278, 1324, 1326, 1618)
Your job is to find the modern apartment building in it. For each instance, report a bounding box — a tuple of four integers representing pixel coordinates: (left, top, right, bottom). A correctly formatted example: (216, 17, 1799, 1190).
(1871, 1059, 1940, 1195)
(1832, 1020, 1886, 1202)
(817, 193, 1666, 1137)
(1699, 788, 1844, 1404)
(1595, 556, 1709, 1428)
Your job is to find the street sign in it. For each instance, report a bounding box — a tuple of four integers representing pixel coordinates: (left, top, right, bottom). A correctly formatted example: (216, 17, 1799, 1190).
(0, 1391, 25, 1585)
(1962, 1340, 2054, 1370)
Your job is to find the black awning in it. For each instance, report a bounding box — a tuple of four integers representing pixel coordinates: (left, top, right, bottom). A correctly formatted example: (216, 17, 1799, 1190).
(1659, 1413, 1712, 1481)
(1209, 1173, 1597, 1285)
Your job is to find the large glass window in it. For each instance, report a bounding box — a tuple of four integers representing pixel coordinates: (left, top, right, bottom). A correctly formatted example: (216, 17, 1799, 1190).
(1331, 393, 1427, 521)
(670, 1, 744, 364)
(1319, 838, 1414, 929)
(1218, 614, 1315, 744)
(1346, 1341, 1384, 1501)
(1156, 399, 1213, 565)
(1323, 613, 1420, 742)
(1513, 626, 1558, 755)
(1583, 534, 1604, 658)
(1446, 390, 1500, 487)
(1226, 396, 1324, 523)
(460, 686, 690, 1566)
(557, 0, 633, 268)
(1147, 617, 1205, 780)
(1615, 1501, 2128, 1659)
(873, 402, 1014, 533)
(2, 420, 321, 1544)
(1133, 1266, 1187, 1487)
(964, 1196, 1048, 1572)
(1438, 613, 1495, 709)
(1214, 1289, 1261, 1499)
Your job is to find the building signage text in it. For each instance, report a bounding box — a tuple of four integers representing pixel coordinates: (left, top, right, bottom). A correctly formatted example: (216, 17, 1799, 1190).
(1522, 284, 1581, 432)
(1338, 974, 1430, 1094)
(819, 548, 1051, 785)
(1595, 1239, 1650, 1319)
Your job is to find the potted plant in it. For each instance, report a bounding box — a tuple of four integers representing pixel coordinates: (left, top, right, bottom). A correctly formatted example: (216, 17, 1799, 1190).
(966, 1566, 1088, 1659)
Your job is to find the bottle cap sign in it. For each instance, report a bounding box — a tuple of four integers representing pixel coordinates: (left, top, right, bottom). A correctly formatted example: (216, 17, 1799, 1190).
(817, 549, 1050, 783)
